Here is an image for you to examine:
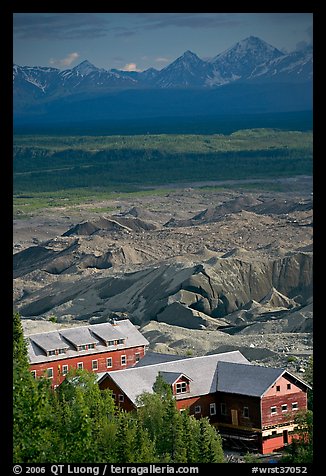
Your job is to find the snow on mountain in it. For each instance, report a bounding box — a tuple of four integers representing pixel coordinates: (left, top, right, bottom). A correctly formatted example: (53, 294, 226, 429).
(154, 50, 212, 88)
(13, 37, 313, 105)
(249, 46, 313, 83)
(208, 36, 284, 86)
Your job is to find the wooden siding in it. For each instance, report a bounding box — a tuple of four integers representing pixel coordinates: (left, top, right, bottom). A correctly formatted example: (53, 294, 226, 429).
(216, 392, 261, 430)
(176, 393, 219, 422)
(30, 345, 146, 387)
(261, 391, 307, 428)
(99, 376, 135, 412)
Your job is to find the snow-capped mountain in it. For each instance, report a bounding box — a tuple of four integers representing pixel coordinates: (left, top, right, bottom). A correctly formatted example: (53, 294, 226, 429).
(153, 50, 212, 88)
(13, 36, 313, 122)
(207, 36, 284, 86)
(13, 36, 312, 97)
(249, 45, 313, 83)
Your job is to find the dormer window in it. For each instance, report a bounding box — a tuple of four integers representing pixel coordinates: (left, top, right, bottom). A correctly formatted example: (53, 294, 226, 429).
(176, 382, 187, 394)
(48, 350, 56, 356)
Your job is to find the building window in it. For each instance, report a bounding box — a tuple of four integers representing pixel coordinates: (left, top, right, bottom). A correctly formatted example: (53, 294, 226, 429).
(121, 355, 126, 366)
(108, 340, 114, 346)
(62, 365, 68, 375)
(220, 403, 227, 416)
(77, 362, 83, 370)
(135, 353, 140, 363)
(271, 406, 277, 415)
(272, 430, 277, 435)
(58, 348, 66, 354)
(292, 402, 298, 411)
(80, 345, 87, 351)
(112, 394, 116, 400)
(287, 383, 292, 390)
(31, 370, 36, 379)
(47, 368, 53, 378)
(107, 357, 113, 368)
(92, 360, 98, 370)
(194, 405, 201, 414)
(119, 394, 124, 403)
(243, 406, 249, 418)
(276, 385, 281, 392)
(89, 343, 95, 349)
(210, 403, 216, 416)
(48, 350, 56, 356)
(176, 382, 187, 394)
(281, 404, 288, 412)
(118, 339, 125, 345)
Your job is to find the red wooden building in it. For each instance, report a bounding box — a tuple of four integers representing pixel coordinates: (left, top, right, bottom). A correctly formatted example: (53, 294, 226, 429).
(26, 319, 149, 387)
(97, 351, 311, 455)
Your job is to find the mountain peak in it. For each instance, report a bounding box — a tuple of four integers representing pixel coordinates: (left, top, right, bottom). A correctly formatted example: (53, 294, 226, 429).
(72, 60, 100, 75)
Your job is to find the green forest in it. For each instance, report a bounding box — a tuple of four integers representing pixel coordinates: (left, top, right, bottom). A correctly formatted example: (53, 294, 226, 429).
(14, 129, 312, 193)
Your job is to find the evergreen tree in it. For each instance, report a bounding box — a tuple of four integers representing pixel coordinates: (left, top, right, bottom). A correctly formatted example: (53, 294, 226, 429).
(13, 311, 29, 370)
(198, 418, 224, 463)
(281, 410, 313, 463)
(181, 412, 201, 463)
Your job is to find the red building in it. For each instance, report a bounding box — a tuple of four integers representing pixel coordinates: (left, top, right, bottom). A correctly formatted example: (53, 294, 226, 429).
(26, 319, 149, 387)
(97, 351, 311, 455)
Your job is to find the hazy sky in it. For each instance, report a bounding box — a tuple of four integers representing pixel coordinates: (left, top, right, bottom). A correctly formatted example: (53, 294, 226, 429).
(13, 13, 313, 71)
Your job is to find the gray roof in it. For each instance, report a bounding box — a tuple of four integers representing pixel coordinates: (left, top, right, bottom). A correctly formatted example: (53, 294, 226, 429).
(104, 351, 250, 405)
(159, 371, 191, 385)
(134, 351, 187, 367)
(59, 327, 98, 347)
(91, 323, 125, 343)
(217, 361, 285, 397)
(29, 333, 69, 353)
(27, 319, 149, 364)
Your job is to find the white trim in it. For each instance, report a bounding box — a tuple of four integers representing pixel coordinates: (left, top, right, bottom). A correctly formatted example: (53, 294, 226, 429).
(106, 357, 113, 368)
(210, 402, 216, 416)
(92, 359, 98, 370)
(47, 367, 53, 378)
(62, 364, 68, 375)
(121, 355, 127, 366)
(77, 362, 83, 370)
(194, 405, 201, 414)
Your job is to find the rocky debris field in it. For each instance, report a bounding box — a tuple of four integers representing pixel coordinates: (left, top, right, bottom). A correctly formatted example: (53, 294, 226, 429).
(14, 177, 313, 372)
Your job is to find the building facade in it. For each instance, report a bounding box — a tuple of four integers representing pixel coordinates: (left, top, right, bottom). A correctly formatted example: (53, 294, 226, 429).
(97, 352, 311, 455)
(27, 319, 149, 387)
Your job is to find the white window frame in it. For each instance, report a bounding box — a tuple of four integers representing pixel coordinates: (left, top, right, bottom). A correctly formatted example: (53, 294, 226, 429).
(62, 365, 69, 375)
(121, 355, 127, 366)
(135, 352, 141, 363)
(292, 402, 298, 411)
(107, 357, 113, 368)
(176, 382, 187, 394)
(77, 362, 83, 370)
(271, 406, 277, 415)
(281, 404, 288, 412)
(194, 405, 201, 414)
(118, 394, 125, 403)
(92, 359, 98, 371)
(220, 403, 227, 416)
(210, 403, 216, 416)
(47, 367, 53, 379)
(31, 370, 36, 379)
(243, 406, 249, 418)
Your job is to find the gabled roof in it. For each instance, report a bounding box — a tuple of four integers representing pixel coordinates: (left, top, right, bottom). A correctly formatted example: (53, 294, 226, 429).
(59, 327, 98, 348)
(27, 319, 149, 364)
(102, 351, 250, 405)
(159, 371, 192, 385)
(29, 333, 69, 353)
(216, 361, 311, 397)
(91, 323, 125, 343)
(134, 351, 187, 367)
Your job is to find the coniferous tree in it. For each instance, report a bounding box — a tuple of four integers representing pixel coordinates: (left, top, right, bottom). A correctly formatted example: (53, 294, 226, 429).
(198, 418, 225, 463)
